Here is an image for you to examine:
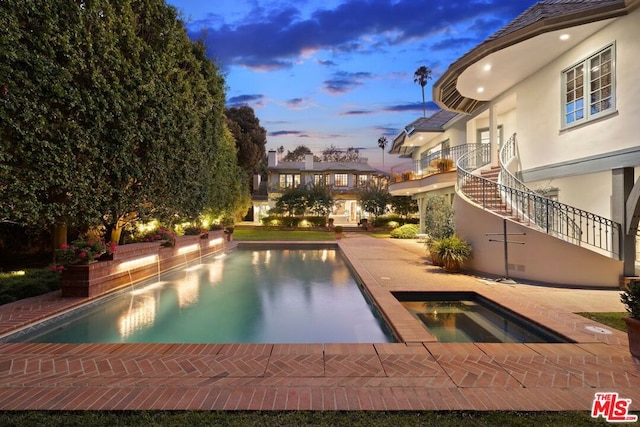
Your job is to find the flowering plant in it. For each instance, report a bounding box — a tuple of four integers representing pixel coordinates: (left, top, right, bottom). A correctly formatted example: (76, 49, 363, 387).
(142, 228, 177, 247)
(53, 236, 114, 270)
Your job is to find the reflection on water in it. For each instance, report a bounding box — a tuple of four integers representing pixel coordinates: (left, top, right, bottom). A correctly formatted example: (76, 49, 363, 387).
(30, 248, 394, 344)
(177, 272, 199, 308)
(401, 299, 565, 343)
(119, 295, 156, 338)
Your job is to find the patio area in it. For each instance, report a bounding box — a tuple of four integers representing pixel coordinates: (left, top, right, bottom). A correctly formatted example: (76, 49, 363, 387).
(0, 234, 637, 411)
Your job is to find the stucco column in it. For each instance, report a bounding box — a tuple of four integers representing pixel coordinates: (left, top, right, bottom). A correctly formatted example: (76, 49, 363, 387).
(418, 196, 426, 234)
(489, 104, 498, 167)
(612, 167, 635, 276)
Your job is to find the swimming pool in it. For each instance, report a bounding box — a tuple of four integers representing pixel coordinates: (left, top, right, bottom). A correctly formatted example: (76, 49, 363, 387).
(394, 291, 570, 343)
(18, 246, 395, 344)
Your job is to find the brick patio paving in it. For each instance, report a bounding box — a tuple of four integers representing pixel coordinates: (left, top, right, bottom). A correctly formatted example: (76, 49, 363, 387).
(0, 235, 638, 411)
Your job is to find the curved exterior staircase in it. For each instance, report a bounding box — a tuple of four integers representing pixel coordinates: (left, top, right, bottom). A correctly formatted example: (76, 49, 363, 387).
(457, 134, 621, 260)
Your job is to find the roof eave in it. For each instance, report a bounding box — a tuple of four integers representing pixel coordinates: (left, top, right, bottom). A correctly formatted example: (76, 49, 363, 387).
(433, 1, 631, 114)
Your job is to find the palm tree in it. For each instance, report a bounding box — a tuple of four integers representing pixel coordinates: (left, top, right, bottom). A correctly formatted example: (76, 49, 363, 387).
(413, 66, 432, 117)
(377, 136, 388, 168)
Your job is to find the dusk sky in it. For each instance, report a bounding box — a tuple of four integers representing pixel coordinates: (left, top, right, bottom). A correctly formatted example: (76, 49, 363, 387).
(166, 0, 539, 171)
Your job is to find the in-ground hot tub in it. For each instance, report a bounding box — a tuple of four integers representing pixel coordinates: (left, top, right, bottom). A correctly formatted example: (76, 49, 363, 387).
(393, 291, 571, 343)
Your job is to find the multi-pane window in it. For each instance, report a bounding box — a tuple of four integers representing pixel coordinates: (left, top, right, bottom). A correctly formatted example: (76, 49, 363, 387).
(279, 173, 300, 188)
(334, 173, 348, 187)
(314, 174, 330, 186)
(357, 174, 369, 187)
(563, 44, 614, 127)
(477, 126, 503, 146)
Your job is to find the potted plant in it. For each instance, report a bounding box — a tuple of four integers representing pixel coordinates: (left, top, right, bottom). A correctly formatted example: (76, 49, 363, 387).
(621, 279, 640, 358)
(425, 238, 443, 267)
(334, 225, 343, 239)
(435, 235, 471, 272)
(430, 158, 454, 173)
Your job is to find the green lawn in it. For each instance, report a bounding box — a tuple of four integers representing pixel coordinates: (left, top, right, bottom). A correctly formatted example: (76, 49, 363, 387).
(0, 410, 616, 426)
(577, 312, 627, 332)
(233, 228, 336, 241)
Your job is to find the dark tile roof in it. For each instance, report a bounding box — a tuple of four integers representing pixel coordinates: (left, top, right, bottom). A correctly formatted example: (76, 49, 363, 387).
(488, 0, 624, 41)
(406, 110, 459, 133)
(269, 161, 384, 174)
(390, 109, 460, 156)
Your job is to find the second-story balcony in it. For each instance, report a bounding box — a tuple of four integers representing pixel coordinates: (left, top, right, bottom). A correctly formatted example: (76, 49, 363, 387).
(389, 144, 480, 196)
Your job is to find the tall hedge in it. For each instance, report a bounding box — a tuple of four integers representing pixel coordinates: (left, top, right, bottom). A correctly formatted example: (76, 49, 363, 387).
(0, 1, 240, 242)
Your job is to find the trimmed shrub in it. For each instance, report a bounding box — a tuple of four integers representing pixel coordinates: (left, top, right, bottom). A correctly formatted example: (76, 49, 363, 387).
(371, 215, 419, 228)
(423, 194, 454, 239)
(259, 216, 327, 228)
(0, 268, 61, 305)
(390, 224, 419, 239)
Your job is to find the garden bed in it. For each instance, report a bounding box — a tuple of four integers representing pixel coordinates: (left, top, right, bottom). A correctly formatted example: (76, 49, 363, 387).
(60, 232, 225, 298)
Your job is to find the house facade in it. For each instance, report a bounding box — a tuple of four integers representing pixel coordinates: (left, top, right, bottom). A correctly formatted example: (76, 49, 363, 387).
(390, 0, 640, 287)
(389, 110, 469, 233)
(252, 150, 387, 225)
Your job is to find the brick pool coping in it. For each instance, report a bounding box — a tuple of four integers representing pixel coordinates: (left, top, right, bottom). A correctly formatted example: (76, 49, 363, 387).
(0, 235, 638, 411)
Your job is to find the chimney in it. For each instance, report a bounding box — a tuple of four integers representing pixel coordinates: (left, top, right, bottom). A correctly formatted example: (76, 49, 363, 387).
(268, 150, 278, 167)
(304, 154, 314, 170)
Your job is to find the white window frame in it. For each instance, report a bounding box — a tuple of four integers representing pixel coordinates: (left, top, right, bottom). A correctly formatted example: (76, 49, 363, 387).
(314, 174, 329, 186)
(334, 173, 348, 187)
(477, 126, 503, 146)
(357, 174, 369, 187)
(279, 173, 300, 188)
(562, 43, 615, 129)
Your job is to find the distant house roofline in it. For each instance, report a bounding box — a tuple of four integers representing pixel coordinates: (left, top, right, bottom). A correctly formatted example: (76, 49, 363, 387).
(389, 110, 460, 156)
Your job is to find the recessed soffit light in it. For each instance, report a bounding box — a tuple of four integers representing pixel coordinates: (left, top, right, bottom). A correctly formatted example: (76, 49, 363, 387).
(559, 34, 570, 41)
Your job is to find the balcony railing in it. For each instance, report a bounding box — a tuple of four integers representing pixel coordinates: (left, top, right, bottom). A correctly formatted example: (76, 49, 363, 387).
(390, 144, 479, 183)
(457, 137, 621, 259)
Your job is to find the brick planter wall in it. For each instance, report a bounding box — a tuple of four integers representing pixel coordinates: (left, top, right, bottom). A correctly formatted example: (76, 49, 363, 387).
(60, 231, 226, 298)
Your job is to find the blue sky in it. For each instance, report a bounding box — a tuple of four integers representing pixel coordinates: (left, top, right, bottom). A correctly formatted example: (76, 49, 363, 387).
(166, 0, 538, 171)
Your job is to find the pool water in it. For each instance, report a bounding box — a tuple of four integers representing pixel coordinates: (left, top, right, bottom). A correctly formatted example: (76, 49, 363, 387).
(25, 247, 394, 344)
(394, 292, 569, 343)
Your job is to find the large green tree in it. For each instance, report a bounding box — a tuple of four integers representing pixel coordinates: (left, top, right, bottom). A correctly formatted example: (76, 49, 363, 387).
(390, 196, 418, 218)
(1, 2, 104, 232)
(282, 145, 319, 162)
(322, 144, 360, 162)
(205, 123, 251, 222)
(225, 105, 267, 173)
(1, 1, 238, 245)
(358, 182, 390, 218)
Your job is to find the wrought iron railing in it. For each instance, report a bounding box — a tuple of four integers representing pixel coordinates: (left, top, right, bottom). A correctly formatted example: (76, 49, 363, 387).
(419, 144, 475, 172)
(457, 140, 621, 259)
(390, 144, 481, 183)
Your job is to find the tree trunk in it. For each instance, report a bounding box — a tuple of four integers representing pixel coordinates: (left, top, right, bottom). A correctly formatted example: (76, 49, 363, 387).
(110, 227, 123, 246)
(52, 224, 67, 261)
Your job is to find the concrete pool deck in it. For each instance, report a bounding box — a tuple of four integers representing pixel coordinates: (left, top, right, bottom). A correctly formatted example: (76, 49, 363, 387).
(0, 234, 638, 411)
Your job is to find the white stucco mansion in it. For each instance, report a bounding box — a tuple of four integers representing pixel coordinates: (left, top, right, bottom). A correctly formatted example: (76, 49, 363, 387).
(389, 0, 640, 287)
(250, 151, 388, 225)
